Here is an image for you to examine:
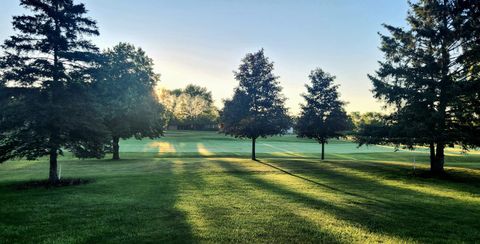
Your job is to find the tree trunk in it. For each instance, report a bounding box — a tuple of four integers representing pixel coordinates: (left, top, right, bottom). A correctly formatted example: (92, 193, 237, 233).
(431, 10, 449, 176)
(429, 142, 436, 170)
(112, 136, 120, 160)
(321, 141, 325, 160)
(49, 148, 59, 184)
(48, 1, 60, 185)
(432, 143, 445, 174)
(252, 137, 256, 161)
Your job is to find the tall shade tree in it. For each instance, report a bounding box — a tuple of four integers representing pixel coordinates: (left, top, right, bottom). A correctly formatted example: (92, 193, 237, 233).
(366, 0, 480, 174)
(221, 49, 290, 160)
(155, 88, 176, 126)
(95, 43, 165, 160)
(296, 68, 350, 160)
(183, 84, 214, 104)
(0, 0, 107, 184)
(173, 93, 218, 130)
(161, 84, 219, 130)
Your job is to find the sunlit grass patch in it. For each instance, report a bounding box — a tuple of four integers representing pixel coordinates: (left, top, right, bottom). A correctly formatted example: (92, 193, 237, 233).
(196, 143, 214, 156)
(147, 141, 176, 153)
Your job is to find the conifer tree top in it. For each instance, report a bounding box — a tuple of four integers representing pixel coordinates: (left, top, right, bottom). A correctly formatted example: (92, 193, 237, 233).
(221, 49, 290, 139)
(1, 0, 100, 87)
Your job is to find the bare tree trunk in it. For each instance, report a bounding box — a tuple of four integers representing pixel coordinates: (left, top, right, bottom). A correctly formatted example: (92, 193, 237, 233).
(431, 10, 449, 176)
(49, 148, 59, 184)
(252, 137, 256, 161)
(429, 142, 436, 171)
(432, 143, 445, 174)
(112, 136, 120, 160)
(321, 141, 325, 160)
(49, 1, 60, 185)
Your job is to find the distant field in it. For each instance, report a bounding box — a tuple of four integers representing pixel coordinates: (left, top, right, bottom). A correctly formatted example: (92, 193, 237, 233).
(1, 130, 480, 243)
(122, 130, 480, 168)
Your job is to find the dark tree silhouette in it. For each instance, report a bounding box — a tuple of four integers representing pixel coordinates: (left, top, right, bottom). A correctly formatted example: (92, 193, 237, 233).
(94, 43, 165, 160)
(0, 0, 107, 184)
(221, 49, 290, 160)
(296, 68, 350, 160)
(367, 0, 480, 174)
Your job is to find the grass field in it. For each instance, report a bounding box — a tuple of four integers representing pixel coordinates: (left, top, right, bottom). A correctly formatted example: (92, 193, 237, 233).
(1, 131, 480, 243)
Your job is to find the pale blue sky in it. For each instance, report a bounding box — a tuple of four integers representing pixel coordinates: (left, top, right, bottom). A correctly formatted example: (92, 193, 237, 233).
(0, 0, 409, 114)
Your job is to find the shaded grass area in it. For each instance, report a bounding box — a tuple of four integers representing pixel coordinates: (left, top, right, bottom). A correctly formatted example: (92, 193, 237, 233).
(13, 178, 94, 190)
(1, 160, 194, 243)
(1, 131, 480, 243)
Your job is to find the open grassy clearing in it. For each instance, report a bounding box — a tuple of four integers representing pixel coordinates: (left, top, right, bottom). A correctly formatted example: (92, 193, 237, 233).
(122, 131, 480, 168)
(1, 131, 480, 243)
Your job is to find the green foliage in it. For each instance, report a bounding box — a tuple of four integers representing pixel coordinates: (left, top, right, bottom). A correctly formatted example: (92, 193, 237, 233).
(158, 84, 219, 130)
(0, 0, 107, 182)
(366, 0, 480, 173)
(296, 68, 350, 144)
(221, 49, 291, 140)
(94, 43, 166, 159)
(354, 112, 394, 147)
(348, 112, 384, 132)
(183, 84, 213, 104)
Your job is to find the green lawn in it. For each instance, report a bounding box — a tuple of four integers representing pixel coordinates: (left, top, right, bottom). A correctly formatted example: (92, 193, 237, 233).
(1, 131, 480, 243)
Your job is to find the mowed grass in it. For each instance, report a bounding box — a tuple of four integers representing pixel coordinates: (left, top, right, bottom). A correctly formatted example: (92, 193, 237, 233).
(1, 131, 480, 243)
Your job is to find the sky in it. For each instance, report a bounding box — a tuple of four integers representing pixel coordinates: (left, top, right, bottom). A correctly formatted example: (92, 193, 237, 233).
(0, 0, 409, 114)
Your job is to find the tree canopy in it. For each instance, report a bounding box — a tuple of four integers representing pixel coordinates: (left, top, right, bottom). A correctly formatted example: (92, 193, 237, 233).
(94, 42, 165, 160)
(296, 68, 350, 160)
(221, 49, 290, 160)
(0, 0, 107, 183)
(183, 84, 214, 104)
(157, 84, 218, 130)
(364, 0, 480, 174)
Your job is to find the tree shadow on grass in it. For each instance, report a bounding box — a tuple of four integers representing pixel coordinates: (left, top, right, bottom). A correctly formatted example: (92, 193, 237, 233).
(147, 152, 320, 160)
(264, 158, 480, 211)
(11, 178, 95, 190)
(84, 160, 196, 243)
(276, 158, 480, 197)
(0, 160, 196, 243)
(253, 159, 386, 204)
(176, 159, 345, 243)
(213, 158, 480, 243)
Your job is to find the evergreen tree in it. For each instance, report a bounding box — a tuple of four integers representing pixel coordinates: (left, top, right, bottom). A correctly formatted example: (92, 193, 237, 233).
(367, 0, 480, 174)
(221, 49, 290, 160)
(295, 68, 350, 160)
(0, 0, 106, 184)
(94, 43, 165, 160)
(454, 0, 480, 150)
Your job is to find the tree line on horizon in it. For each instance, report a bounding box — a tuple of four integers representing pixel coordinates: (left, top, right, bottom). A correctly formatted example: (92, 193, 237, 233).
(0, 0, 479, 184)
(156, 84, 219, 131)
